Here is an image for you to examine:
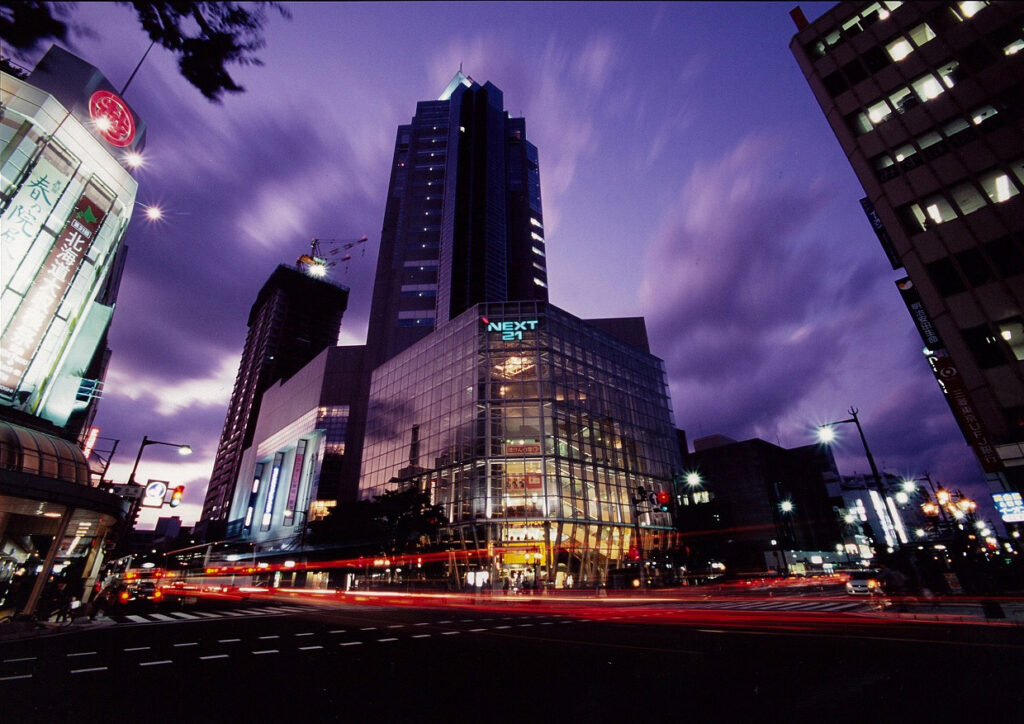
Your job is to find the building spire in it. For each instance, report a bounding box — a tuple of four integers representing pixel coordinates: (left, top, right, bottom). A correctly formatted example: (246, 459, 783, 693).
(439, 68, 473, 101)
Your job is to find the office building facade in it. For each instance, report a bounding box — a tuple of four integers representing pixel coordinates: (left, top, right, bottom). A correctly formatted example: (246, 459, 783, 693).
(366, 71, 547, 369)
(790, 2, 1024, 497)
(360, 301, 680, 587)
(199, 265, 349, 531)
(678, 437, 844, 574)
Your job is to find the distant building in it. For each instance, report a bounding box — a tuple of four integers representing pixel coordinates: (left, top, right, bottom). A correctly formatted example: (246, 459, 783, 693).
(790, 2, 1024, 497)
(1, 47, 147, 613)
(679, 436, 845, 574)
(198, 265, 350, 535)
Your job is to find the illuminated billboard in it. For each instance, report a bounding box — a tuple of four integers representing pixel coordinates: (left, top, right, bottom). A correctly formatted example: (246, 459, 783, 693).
(993, 492, 1024, 524)
(1, 47, 144, 428)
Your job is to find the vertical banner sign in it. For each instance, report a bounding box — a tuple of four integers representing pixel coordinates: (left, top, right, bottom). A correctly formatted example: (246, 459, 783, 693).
(929, 354, 1002, 473)
(0, 193, 106, 397)
(284, 440, 307, 526)
(860, 197, 902, 270)
(895, 277, 943, 349)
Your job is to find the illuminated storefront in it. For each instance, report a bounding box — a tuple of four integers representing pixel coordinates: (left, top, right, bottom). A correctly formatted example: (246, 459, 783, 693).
(360, 301, 681, 586)
(1, 46, 145, 430)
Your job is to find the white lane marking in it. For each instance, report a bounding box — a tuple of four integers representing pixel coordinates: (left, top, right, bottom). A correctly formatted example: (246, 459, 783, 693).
(140, 660, 173, 667)
(441, 631, 459, 636)
(328, 629, 347, 634)
(194, 612, 222, 618)
(218, 638, 241, 643)
(70, 666, 107, 674)
(298, 645, 324, 651)
(173, 642, 198, 648)
(495, 625, 511, 630)
(377, 637, 398, 642)
(221, 610, 245, 616)
(0, 674, 33, 681)
(518, 624, 533, 627)
(3, 657, 36, 663)
(438, 620, 453, 624)
(469, 628, 487, 632)
(414, 622, 430, 626)
(360, 627, 377, 631)
(294, 632, 315, 637)
(411, 634, 431, 639)
(540, 622, 553, 625)
(252, 649, 279, 655)
(387, 624, 405, 629)
(67, 651, 97, 657)
(698, 629, 726, 634)
(124, 646, 150, 652)
(200, 654, 230, 660)
(340, 642, 363, 647)
(168, 612, 200, 619)
(126, 615, 149, 623)
(258, 635, 279, 640)
(149, 613, 176, 621)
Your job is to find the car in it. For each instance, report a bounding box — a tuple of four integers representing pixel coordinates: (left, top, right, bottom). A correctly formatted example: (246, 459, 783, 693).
(132, 581, 163, 603)
(845, 570, 882, 596)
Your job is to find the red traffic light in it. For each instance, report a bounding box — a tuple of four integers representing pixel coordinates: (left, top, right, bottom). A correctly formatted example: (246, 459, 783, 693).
(169, 485, 185, 507)
(656, 491, 670, 504)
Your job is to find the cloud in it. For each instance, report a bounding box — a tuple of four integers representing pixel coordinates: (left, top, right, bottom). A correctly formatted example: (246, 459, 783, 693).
(104, 353, 238, 416)
(426, 33, 620, 236)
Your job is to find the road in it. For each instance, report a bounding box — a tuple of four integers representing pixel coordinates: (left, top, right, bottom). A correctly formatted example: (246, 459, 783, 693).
(4, 592, 1023, 722)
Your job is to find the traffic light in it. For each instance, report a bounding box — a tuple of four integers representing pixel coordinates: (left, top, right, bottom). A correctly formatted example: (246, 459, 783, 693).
(169, 485, 185, 507)
(656, 490, 671, 512)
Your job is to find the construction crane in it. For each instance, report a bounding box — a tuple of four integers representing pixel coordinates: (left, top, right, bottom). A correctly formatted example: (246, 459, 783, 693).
(296, 235, 369, 277)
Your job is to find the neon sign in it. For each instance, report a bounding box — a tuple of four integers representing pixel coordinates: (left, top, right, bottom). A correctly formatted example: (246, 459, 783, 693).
(88, 90, 136, 147)
(482, 317, 540, 341)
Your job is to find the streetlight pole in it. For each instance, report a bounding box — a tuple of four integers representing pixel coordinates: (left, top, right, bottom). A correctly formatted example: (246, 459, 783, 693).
(818, 406, 894, 550)
(115, 436, 192, 556)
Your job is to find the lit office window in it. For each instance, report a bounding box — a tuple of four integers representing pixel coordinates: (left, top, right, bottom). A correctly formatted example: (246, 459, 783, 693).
(955, 1, 989, 20)
(997, 318, 1024, 361)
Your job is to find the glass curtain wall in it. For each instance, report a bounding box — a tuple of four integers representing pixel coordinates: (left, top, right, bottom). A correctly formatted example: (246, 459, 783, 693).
(361, 302, 680, 586)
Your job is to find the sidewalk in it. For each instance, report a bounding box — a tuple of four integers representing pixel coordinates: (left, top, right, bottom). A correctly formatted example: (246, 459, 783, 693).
(863, 598, 1024, 625)
(0, 610, 117, 642)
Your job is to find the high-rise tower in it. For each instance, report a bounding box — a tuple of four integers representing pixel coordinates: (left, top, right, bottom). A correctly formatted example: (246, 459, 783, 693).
(366, 71, 548, 367)
(791, 2, 1024, 497)
(199, 265, 349, 530)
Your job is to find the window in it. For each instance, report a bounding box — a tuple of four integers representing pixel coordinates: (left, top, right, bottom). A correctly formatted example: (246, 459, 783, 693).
(950, 181, 986, 216)
(996, 317, 1024, 361)
(922, 193, 957, 226)
(926, 258, 966, 296)
(962, 324, 1008, 368)
(979, 169, 1020, 204)
(886, 22, 936, 62)
(955, 248, 993, 286)
(955, 1, 989, 20)
(985, 236, 1024, 277)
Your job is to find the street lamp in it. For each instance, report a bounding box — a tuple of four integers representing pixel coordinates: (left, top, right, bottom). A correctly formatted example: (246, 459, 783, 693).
(127, 435, 193, 487)
(816, 406, 894, 549)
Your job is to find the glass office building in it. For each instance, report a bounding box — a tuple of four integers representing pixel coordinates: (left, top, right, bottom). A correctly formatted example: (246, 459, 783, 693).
(360, 301, 680, 586)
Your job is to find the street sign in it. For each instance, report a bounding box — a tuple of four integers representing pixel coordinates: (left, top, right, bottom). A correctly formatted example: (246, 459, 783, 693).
(142, 479, 169, 508)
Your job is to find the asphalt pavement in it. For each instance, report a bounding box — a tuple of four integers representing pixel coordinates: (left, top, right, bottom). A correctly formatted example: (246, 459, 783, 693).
(3, 593, 1023, 723)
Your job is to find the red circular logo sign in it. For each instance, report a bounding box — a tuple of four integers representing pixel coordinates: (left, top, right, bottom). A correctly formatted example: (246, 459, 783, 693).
(88, 90, 136, 147)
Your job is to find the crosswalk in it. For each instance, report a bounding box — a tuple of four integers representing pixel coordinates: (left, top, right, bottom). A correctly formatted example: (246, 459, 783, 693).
(670, 598, 871, 614)
(108, 604, 319, 625)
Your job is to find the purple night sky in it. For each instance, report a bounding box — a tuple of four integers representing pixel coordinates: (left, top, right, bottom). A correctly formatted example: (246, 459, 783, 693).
(24, 2, 994, 528)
